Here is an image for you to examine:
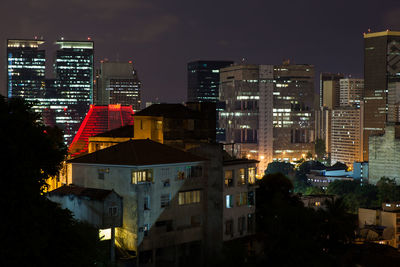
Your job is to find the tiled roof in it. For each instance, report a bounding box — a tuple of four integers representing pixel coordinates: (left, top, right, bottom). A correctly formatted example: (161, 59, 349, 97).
(48, 185, 118, 201)
(68, 139, 206, 166)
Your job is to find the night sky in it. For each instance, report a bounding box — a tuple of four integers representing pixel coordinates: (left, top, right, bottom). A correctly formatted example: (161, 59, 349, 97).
(1, 0, 399, 104)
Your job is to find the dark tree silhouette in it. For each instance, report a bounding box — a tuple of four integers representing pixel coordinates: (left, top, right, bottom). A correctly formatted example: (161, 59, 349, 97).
(0, 97, 108, 266)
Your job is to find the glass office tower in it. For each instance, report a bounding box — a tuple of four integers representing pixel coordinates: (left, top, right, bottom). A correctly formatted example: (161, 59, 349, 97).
(187, 60, 233, 142)
(7, 39, 46, 100)
(54, 40, 94, 144)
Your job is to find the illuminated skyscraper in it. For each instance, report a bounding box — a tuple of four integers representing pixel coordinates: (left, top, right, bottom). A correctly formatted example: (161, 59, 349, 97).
(7, 39, 46, 100)
(95, 61, 141, 111)
(339, 78, 364, 107)
(187, 60, 233, 102)
(187, 60, 233, 142)
(363, 30, 400, 161)
(54, 40, 94, 143)
(219, 63, 315, 173)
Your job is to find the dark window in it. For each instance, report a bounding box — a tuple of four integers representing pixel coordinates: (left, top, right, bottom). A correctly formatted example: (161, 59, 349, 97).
(225, 220, 233, 235)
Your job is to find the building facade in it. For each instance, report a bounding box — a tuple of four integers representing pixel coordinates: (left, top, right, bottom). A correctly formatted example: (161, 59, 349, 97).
(7, 39, 46, 100)
(320, 72, 344, 109)
(223, 159, 257, 241)
(369, 125, 400, 184)
(363, 30, 400, 161)
(54, 40, 94, 144)
(187, 60, 233, 103)
(187, 60, 233, 142)
(95, 61, 141, 111)
(315, 107, 332, 154)
(340, 78, 364, 107)
(331, 106, 363, 166)
(219, 63, 315, 173)
(65, 139, 209, 265)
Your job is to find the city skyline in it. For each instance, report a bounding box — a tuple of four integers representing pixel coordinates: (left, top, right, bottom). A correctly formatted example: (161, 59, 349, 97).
(0, 0, 399, 104)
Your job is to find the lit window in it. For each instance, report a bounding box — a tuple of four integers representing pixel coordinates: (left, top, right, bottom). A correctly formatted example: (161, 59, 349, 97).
(248, 167, 256, 184)
(131, 169, 153, 184)
(178, 190, 201, 205)
(225, 170, 234, 187)
(238, 168, 246, 185)
(226, 195, 233, 208)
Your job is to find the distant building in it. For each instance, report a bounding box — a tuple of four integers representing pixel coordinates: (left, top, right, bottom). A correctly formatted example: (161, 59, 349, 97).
(339, 78, 364, 107)
(187, 60, 233, 103)
(219, 63, 315, 173)
(358, 202, 400, 249)
(223, 158, 258, 241)
(315, 106, 332, 154)
(300, 194, 336, 210)
(320, 72, 344, 109)
(187, 60, 233, 142)
(369, 125, 400, 184)
(68, 105, 134, 158)
(133, 103, 216, 147)
(54, 40, 94, 144)
(95, 61, 141, 111)
(7, 39, 46, 100)
(331, 106, 364, 166)
(88, 125, 134, 153)
(352, 161, 369, 182)
(363, 30, 400, 161)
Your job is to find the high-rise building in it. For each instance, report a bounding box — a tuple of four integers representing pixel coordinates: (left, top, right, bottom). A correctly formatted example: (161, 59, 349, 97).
(320, 73, 344, 108)
(340, 78, 364, 107)
(187, 60, 233, 142)
(54, 40, 94, 144)
(7, 39, 46, 100)
(95, 61, 141, 111)
(363, 30, 400, 161)
(331, 106, 363, 167)
(219, 63, 315, 173)
(315, 107, 332, 154)
(187, 60, 233, 102)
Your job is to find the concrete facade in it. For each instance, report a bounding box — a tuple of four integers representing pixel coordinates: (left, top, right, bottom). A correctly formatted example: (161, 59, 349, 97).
(222, 159, 257, 241)
(369, 125, 400, 184)
(219, 63, 315, 172)
(331, 106, 363, 166)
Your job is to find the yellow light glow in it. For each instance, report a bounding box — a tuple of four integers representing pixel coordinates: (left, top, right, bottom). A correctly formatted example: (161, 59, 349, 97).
(260, 156, 265, 160)
(246, 154, 251, 158)
(99, 228, 111, 240)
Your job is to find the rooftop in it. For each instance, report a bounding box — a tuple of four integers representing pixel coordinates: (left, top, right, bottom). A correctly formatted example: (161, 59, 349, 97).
(68, 139, 206, 166)
(48, 185, 118, 201)
(364, 30, 400, 38)
(93, 125, 134, 138)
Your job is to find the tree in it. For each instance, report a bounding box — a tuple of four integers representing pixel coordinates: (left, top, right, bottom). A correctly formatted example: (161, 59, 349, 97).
(315, 138, 326, 160)
(377, 177, 400, 203)
(265, 161, 294, 176)
(0, 97, 107, 266)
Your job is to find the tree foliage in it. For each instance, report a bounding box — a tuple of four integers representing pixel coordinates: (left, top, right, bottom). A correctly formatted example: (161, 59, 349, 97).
(0, 97, 107, 266)
(315, 138, 326, 160)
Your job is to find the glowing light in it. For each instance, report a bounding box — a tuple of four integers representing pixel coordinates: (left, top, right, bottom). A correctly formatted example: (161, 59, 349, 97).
(99, 228, 111, 240)
(246, 154, 251, 158)
(260, 156, 265, 160)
